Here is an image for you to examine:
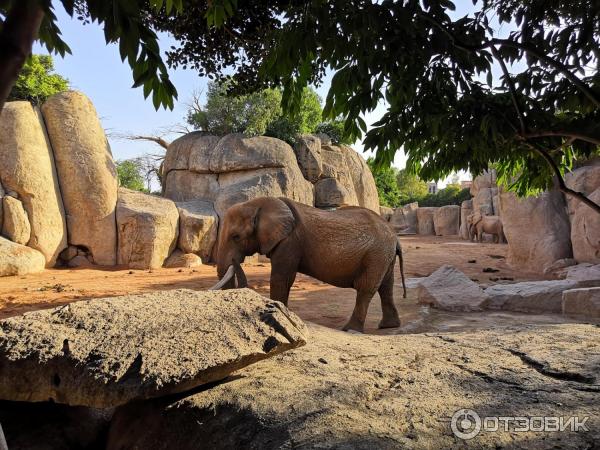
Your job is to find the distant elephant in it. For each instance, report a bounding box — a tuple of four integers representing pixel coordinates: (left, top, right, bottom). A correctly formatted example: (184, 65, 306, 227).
(211, 197, 407, 332)
(468, 211, 506, 244)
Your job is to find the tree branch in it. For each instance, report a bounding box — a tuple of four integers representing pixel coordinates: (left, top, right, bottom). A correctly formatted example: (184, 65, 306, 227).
(525, 142, 600, 214)
(0, 0, 45, 113)
(117, 134, 170, 149)
(491, 45, 527, 134)
(519, 131, 600, 146)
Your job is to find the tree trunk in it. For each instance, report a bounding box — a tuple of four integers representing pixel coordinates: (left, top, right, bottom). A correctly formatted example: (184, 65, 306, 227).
(0, 1, 45, 114)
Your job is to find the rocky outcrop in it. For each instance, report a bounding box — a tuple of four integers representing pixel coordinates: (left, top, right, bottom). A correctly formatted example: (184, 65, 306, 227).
(0, 236, 45, 276)
(564, 164, 600, 215)
(106, 323, 600, 450)
(163, 134, 314, 219)
(293, 135, 322, 183)
(499, 190, 572, 272)
(314, 177, 352, 208)
(570, 188, 600, 264)
(116, 189, 179, 269)
(41, 91, 118, 266)
(163, 250, 203, 268)
(417, 265, 489, 311)
(0, 101, 67, 265)
(0, 289, 307, 408)
(459, 199, 473, 240)
(379, 206, 393, 222)
(390, 202, 418, 234)
(176, 200, 218, 262)
(1, 196, 30, 245)
(562, 287, 600, 317)
(433, 205, 460, 236)
(416, 207, 436, 235)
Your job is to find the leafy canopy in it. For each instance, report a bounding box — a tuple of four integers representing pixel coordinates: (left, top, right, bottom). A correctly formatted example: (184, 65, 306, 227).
(8, 54, 68, 104)
(396, 169, 429, 205)
(186, 81, 334, 145)
(116, 159, 148, 193)
(2, 0, 183, 110)
(151, 0, 599, 210)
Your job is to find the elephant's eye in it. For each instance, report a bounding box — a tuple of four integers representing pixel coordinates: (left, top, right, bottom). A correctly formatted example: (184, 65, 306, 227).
(231, 234, 241, 242)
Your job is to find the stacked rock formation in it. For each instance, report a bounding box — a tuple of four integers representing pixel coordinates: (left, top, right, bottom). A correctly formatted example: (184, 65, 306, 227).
(0, 92, 381, 276)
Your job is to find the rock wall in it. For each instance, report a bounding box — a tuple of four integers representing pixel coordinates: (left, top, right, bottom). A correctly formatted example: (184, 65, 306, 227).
(42, 91, 118, 266)
(0, 101, 67, 266)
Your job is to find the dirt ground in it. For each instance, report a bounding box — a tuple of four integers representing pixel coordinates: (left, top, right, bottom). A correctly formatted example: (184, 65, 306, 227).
(0, 235, 584, 334)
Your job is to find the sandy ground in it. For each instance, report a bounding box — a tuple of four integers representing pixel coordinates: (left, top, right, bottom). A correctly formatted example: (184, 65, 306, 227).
(0, 235, 586, 334)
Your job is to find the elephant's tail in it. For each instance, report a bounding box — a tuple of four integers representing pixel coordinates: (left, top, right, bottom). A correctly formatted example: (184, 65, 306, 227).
(396, 239, 407, 299)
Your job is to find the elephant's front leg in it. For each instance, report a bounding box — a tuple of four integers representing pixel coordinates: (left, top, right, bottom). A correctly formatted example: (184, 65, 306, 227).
(270, 270, 297, 306)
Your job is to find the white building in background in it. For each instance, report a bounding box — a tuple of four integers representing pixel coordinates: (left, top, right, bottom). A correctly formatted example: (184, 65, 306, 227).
(427, 182, 438, 194)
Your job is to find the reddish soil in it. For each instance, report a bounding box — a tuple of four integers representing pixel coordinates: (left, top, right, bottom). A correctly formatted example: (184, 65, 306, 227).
(0, 235, 577, 334)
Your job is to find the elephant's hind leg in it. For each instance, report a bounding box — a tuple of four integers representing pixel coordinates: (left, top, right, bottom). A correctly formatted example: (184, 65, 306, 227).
(343, 289, 376, 333)
(378, 263, 401, 329)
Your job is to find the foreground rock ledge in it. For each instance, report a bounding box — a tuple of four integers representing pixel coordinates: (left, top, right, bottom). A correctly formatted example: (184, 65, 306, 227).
(107, 323, 600, 449)
(0, 289, 307, 408)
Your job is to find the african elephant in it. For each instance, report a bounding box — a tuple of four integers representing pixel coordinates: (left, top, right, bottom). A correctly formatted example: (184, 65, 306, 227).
(212, 197, 407, 332)
(468, 211, 506, 244)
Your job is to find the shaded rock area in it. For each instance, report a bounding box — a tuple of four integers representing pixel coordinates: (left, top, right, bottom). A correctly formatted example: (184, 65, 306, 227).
(106, 323, 600, 450)
(417, 265, 489, 311)
(116, 188, 179, 269)
(0, 101, 67, 265)
(416, 207, 437, 235)
(562, 287, 600, 317)
(0, 289, 307, 408)
(485, 280, 580, 314)
(433, 205, 460, 236)
(0, 237, 45, 276)
(390, 202, 418, 234)
(42, 91, 118, 266)
(499, 190, 572, 272)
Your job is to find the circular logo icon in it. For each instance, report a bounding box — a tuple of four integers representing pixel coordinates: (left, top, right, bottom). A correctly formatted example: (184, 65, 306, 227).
(451, 409, 482, 440)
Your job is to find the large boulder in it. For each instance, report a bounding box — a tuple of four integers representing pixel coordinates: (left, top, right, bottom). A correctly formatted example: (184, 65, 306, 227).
(0, 236, 45, 276)
(1, 196, 30, 245)
(163, 250, 203, 268)
(339, 145, 379, 212)
(469, 169, 497, 196)
(293, 135, 322, 183)
(0, 101, 67, 265)
(0, 289, 307, 408)
(472, 187, 495, 216)
(176, 200, 218, 262)
(390, 202, 418, 234)
(116, 189, 179, 269)
(417, 265, 489, 311)
(485, 280, 580, 313)
(314, 178, 352, 208)
(433, 205, 460, 236)
(564, 164, 600, 215)
(416, 207, 437, 235)
(499, 190, 572, 272)
(106, 323, 600, 449)
(570, 188, 600, 264)
(379, 206, 394, 222)
(41, 91, 117, 265)
(163, 134, 314, 218)
(459, 199, 473, 240)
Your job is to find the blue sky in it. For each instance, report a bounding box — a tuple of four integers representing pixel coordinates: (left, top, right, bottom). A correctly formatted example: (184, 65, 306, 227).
(32, 2, 499, 181)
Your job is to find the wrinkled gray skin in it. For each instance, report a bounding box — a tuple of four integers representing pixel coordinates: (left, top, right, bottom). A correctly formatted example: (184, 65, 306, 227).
(468, 212, 506, 244)
(216, 197, 406, 332)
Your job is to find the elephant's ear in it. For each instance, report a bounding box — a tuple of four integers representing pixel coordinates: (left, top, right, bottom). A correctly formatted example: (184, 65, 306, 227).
(255, 198, 296, 255)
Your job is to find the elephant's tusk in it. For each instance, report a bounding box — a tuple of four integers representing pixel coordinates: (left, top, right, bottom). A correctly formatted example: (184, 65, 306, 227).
(233, 260, 248, 288)
(209, 265, 235, 290)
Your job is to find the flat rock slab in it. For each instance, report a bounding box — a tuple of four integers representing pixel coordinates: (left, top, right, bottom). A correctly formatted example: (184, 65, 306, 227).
(0, 289, 307, 408)
(485, 280, 579, 313)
